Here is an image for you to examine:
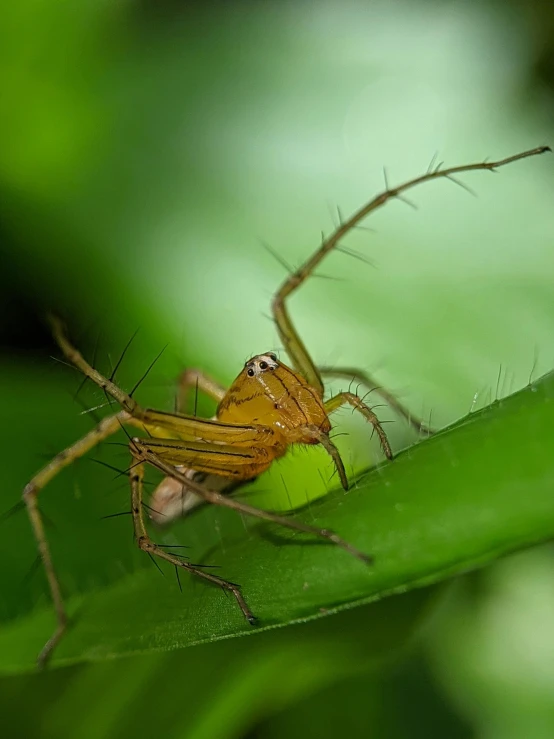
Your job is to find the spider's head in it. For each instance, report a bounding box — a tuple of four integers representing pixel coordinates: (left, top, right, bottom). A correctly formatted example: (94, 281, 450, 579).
(244, 353, 279, 378)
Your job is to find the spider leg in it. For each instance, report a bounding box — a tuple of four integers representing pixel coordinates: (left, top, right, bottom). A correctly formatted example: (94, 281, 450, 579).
(301, 425, 349, 490)
(152, 370, 237, 523)
(320, 366, 433, 435)
(49, 314, 279, 518)
(49, 315, 145, 419)
(176, 368, 227, 414)
(325, 392, 393, 461)
(49, 313, 281, 449)
(22, 409, 144, 668)
(149, 471, 246, 526)
(135, 436, 280, 479)
(132, 440, 371, 564)
(129, 456, 255, 623)
(140, 409, 279, 447)
(271, 146, 549, 396)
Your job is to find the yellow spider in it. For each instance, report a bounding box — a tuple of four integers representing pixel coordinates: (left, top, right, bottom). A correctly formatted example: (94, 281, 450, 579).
(23, 145, 549, 667)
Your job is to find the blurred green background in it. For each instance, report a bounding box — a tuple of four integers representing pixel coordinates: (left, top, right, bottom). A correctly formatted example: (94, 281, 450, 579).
(1, 0, 554, 737)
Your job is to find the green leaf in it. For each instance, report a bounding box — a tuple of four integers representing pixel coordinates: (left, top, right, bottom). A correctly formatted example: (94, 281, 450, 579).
(0, 587, 436, 739)
(0, 368, 552, 675)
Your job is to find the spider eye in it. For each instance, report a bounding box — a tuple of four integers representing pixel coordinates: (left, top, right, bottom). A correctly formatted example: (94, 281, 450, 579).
(259, 361, 268, 370)
(269, 353, 277, 361)
(247, 368, 255, 377)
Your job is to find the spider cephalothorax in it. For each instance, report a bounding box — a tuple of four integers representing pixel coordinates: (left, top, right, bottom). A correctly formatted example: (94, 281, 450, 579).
(219, 353, 331, 441)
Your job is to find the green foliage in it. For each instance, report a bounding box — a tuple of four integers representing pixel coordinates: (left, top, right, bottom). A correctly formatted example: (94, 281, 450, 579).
(1, 1, 553, 737)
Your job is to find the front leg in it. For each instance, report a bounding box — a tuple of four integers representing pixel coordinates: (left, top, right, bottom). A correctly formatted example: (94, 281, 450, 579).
(320, 366, 433, 436)
(325, 392, 393, 461)
(271, 147, 548, 397)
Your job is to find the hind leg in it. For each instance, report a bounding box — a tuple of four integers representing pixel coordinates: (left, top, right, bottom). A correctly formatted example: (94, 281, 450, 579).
(23, 410, 144, 667)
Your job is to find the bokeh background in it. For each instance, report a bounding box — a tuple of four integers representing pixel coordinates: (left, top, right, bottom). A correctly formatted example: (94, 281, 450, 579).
(1, 0, 554, 737)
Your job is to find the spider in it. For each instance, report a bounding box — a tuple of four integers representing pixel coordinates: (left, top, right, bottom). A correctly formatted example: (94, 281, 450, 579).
(23, 144, 549, 667)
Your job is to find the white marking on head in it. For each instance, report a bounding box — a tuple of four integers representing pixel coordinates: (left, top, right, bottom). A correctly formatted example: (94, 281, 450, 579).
(245, 353, 279, 377)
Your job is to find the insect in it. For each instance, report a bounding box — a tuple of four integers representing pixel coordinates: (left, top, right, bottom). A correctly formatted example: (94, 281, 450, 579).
(23, 145, 549, 667)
